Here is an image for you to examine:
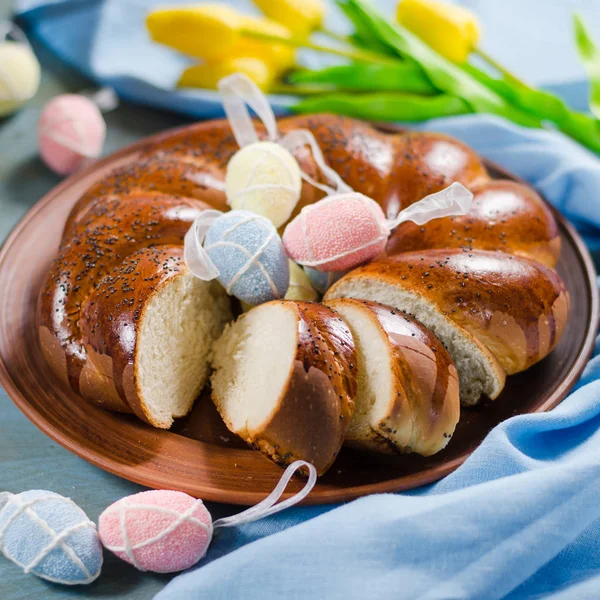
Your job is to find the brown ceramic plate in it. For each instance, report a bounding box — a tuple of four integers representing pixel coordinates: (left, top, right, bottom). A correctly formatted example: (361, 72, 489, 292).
(0, 124, 597, 506)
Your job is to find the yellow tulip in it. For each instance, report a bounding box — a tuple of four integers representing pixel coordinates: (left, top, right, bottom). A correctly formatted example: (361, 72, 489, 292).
(396, 0, 480, 63)
(177, 57, 276, 91)
(238, 15, 296, 73)
(253, 0, 325, 37)
(146, 5, 243, 62)
(146, 5, 295, 73)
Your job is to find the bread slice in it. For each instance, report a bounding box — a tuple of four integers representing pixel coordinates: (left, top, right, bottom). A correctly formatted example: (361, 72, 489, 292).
(325, 253, 509, 406)
(79, 246, 232, 428)
(325, 299, 460, 455)
(210, 300, 357, 475)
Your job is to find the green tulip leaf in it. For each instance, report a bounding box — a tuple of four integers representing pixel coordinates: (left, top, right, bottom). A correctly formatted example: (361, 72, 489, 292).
(573, 13, 600, 119)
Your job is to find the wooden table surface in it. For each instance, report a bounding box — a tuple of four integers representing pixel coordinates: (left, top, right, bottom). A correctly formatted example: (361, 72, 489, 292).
(0, 2, 232, 598)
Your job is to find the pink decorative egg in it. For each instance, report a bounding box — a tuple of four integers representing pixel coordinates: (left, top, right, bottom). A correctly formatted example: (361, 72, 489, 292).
(283, 192, 389, 272)
(38, 94, 106, 175)
(98, 490, 213, 573)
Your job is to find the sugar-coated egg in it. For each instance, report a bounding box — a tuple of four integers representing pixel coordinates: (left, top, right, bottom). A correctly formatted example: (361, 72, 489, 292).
(0, 41, 40, 116)
(205, 210, 290, 305)
(38, 94, 106, 175)
(225, 141, 302, 228)
(283, 192, 388, 272)
(241, 260, 317, 311)
(0, 490, 102, 584)
(99, 490, 212, 573)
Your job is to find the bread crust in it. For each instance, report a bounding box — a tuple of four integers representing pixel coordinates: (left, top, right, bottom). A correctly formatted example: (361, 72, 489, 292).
(38, 195, 213, 394)
(76, 246, 187, 427)
(327, 249, 569, 375)
(387, 180, 561, 267)
(325, 299, 460, 456)
(212, 300, 357, 475)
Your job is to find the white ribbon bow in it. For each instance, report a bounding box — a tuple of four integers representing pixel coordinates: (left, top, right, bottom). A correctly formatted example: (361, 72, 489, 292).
(213, 461, 318, 529)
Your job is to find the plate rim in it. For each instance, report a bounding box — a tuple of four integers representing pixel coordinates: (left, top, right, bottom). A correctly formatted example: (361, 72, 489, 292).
(0, 121, 598, 505)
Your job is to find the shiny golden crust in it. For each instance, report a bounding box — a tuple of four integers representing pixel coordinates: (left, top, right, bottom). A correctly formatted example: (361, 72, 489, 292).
(328, 249, 569, 376)
(382, 131, 489, 219)
(256, 301, 356, 474)
(39, 113, 566, 435)
(387, 180, 561, 267)
(79, 246, 184, 424)
(38, 194, 213, 395)
(211, 300, 357, 475)
(325, 299, 460, 456)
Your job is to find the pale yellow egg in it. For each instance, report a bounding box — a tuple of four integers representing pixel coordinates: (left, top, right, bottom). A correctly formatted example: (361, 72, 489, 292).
(285, 261, 319, 301)
(225, 141, 302, 228)
(0, 41, 41, 117)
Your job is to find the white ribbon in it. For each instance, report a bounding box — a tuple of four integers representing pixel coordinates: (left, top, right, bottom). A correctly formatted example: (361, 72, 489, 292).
(387, 182, 473, 231)
(212, 461, 317, 529)
(281, 129, 353, 195)
(0, 21, 29, 46)
(218, 73, 352, 195)
(82, 87, 119, 113)
(218, 74, 278, 148)
(183, 209, 223, 281)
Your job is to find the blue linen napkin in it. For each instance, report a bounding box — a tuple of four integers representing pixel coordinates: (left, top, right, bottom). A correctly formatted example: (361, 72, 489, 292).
(149, 114, 600, 600)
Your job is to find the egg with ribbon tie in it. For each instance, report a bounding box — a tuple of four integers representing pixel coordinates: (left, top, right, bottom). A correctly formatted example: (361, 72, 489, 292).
(99, 461, 317, 573)
(283, 182, 474, 272)
(184, 209, 290, 305)
(0, 490, 102, 585)
(98, 490, 213, 573)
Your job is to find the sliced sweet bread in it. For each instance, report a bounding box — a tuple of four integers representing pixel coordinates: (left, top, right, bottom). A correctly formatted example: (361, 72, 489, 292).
(326, 249, 569, 406)
(76, 246, 233, 428)
(210, 300, 357, 475)
(325, 299, 460, 456)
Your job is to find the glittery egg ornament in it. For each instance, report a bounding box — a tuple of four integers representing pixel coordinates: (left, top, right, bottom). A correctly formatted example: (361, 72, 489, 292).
(38, 94, 106, 175)
(99, 490, 212, 573)
(100, 461, 317, 573)
(184, 209, 289, 305)
(240, 260, 317, 311)
(0, 490, 102, 585)
(0, 40, 40, 117)
(225, 141, 302, 228)
(283, 182, 474, 272)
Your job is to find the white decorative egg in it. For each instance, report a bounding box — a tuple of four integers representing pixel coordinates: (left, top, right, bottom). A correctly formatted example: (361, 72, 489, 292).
(225, 141, 302, 228)
(0, 41, 40, 116)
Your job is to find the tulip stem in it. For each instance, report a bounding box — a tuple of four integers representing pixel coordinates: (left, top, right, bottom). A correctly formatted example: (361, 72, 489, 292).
(240, 28, 396, 65)
(319, 27, 352, 45)
(272, 83, 336, 96)
(473, 48, 527, 87)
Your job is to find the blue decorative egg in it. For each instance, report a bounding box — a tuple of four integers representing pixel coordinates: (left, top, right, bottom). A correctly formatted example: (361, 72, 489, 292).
(305, 267, 347, 296)
(205, 210, 290, 305)
(0, 490, 102, 585)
